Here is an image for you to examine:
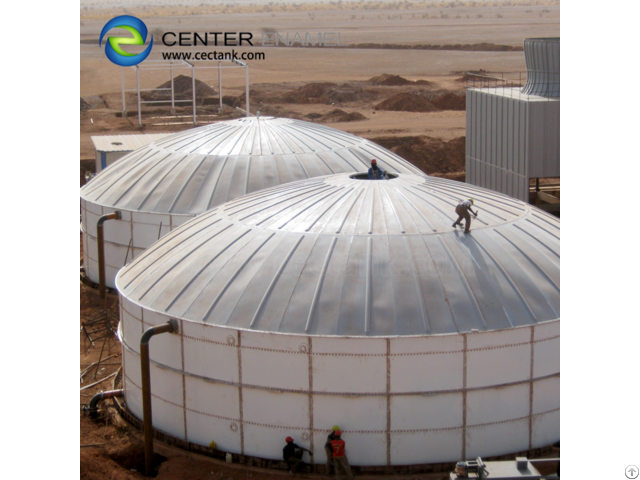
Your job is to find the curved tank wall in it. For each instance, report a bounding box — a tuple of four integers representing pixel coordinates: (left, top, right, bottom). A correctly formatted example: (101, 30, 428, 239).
(80, 116, 425, 288)
(116, 173, 560, 466)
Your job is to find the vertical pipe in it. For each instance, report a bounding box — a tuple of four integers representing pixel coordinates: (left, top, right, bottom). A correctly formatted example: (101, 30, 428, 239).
(218, 61, 222, 113)
(96, 212, 121, 299)
(170, 63, 175, 114)
(191, 65, 196, 125)
(140, 321, 177, 476)
(121, 68, 126, 116)
(136, 66, 141, 127)
(245, 65, 249, 117)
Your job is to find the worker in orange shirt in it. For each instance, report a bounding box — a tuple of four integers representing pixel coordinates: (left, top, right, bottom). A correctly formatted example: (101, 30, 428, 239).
(330, 430, 354, 480)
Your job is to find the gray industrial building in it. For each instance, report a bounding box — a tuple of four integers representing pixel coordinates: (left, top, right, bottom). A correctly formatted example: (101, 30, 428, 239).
(465, 38, 559, 206)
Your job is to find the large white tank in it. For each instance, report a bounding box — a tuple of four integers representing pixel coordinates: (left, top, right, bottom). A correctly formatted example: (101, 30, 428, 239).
(81, 117, 424, 288)
(116, 173, 559, 466)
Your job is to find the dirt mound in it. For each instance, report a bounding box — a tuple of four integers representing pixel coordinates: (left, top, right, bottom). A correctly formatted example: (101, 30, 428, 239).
(141, 75, 217, 104)
(367, 74, 412, 86)
(374, 93, 437, 112)
(281, 83, 372, 104)
(456, 69, 488, 82)
(322, 109, 367, 122)
(83, 95, 107, 109)
(351, 42, 523, 52)
(81, 97, 91, 111)
(431, 92, 466, 111)
(281, 82, 336, 103)
(325, 86, 371, 104)
(81, 449, 141, 480)
(370, 136, 465, 174)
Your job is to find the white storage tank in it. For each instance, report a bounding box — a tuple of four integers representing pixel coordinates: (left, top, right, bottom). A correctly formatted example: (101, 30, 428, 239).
(80, 117, 425, 288)
(116, 172, 559, 466)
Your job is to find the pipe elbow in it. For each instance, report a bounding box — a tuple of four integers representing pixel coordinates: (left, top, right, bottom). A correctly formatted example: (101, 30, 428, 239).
(140, 320, 178, 346)
(87, 389, 124, 419)
(97, 211, 121, 227)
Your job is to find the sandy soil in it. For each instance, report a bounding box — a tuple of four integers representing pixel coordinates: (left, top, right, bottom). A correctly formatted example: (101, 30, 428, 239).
(80, 2, 559, 478)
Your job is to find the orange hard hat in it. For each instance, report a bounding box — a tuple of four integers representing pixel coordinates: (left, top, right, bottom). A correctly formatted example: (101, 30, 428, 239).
(371, 159, 377, 164)
(335, 430, 342, 436)
(286, 436, 293, 443)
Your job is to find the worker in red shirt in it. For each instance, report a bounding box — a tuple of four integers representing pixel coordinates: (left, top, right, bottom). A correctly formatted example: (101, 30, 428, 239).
(330, 430, 353, 480)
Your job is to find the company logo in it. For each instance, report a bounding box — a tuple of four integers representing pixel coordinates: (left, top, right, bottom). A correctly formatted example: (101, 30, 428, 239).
(624, 463, 640, 480)
(99, 15, 153, 66)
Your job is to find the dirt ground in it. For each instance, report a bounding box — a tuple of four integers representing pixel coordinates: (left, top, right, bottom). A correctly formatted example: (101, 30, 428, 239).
(80, 2, 559, 478)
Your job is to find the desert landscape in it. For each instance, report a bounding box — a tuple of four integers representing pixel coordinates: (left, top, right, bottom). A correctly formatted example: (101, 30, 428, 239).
(80, 1, 560, 479)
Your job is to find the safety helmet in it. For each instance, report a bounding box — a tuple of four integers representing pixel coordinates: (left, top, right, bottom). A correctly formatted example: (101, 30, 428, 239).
(335, 430, 342, 436)
(286, 436, 293, 443)
(371, 159, 377, 164)
(468, 198, 474, 205)
(332, 425, 341, 431)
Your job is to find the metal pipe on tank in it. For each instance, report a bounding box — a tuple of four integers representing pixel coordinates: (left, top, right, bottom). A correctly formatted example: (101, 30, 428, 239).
(97, 212, 121, 299)
(140, 320, 178, 476)
(86, 389, 124, 418)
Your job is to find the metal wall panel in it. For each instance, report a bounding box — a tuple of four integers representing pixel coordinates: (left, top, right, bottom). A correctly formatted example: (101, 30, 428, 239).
(390, 346, 464, 392)
(181, 322, 239, 384)
(533, 336, 560, 378)
(313, 353, 386, 394)
(467, 419, 530, 458)
(121, 304, 143, 347)
(149, 366, 186, 440)
(185, 379, 240, 424)
(391, 393, 463, 430)
(346, 433, 387, 466)
(466, 383, 530, 425)
(185, 409, 242, 453)
(241, 342, 308, 391)
(123, 347, 143, 419)
(391, 430, 463, 464)
(528, 101, 560, 178)
(313, 394, 386, 432)
(531, 375, 559, 416)
(467, 341, 531, 389)
(530, 409, 560, 448)
(466, 90, 530, 202)
(121, 296, 142, 321)
(466, 88, 559, 202)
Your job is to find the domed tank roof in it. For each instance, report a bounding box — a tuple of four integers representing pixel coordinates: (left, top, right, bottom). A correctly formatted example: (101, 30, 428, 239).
(116, 173, 559, 336)
(80, 116, 425, 215)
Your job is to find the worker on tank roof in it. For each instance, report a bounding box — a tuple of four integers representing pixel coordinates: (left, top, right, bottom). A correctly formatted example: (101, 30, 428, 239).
(367, 159, 387, 180)
(283, 436, 312, 475)
(453, 198, 479, 233)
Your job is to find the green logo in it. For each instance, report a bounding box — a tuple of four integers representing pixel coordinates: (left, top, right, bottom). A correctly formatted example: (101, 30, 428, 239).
(99, 16, 153, 66)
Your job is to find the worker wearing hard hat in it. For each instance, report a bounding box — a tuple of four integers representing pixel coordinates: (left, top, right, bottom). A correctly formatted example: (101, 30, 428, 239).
(283, 436, 312, 474)
(330, 431, 353, 480)
(452, 198, 479, 233)
(367, 159, 387, 180)
(324, 425, 341, 475)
